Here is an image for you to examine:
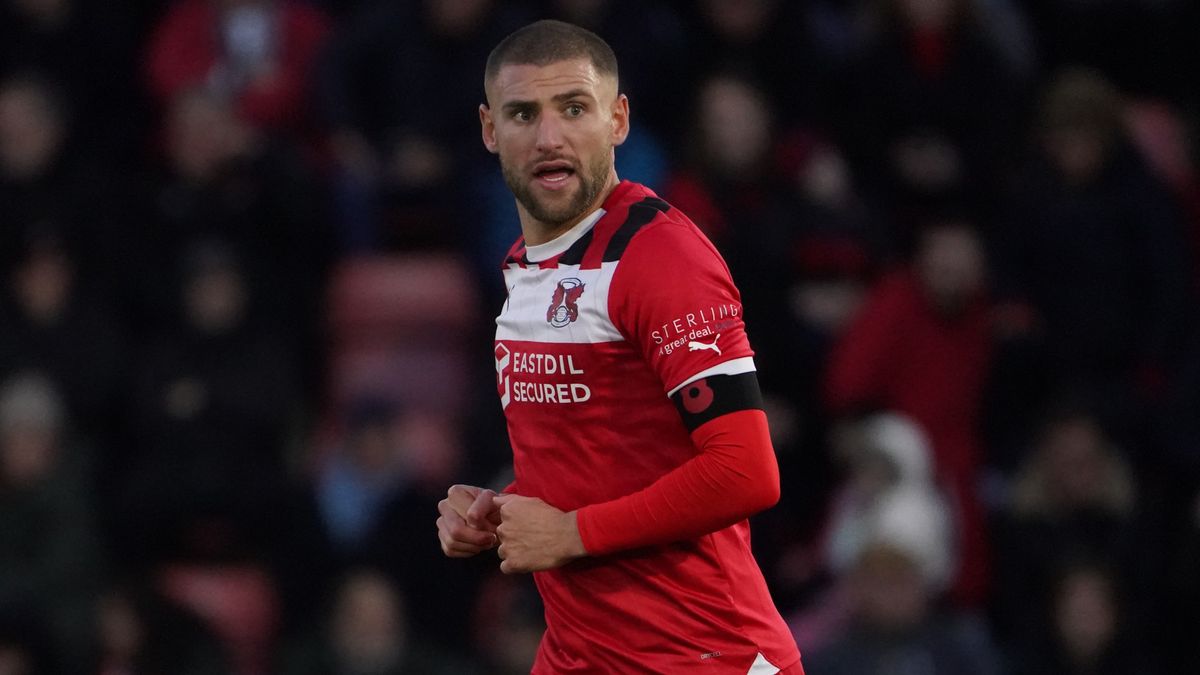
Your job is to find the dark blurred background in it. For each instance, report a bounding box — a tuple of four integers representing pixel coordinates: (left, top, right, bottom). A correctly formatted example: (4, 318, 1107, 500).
(0, 0, 1198, 673)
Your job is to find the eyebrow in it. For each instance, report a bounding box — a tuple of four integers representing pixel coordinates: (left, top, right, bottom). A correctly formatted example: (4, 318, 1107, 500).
(501, 89, 596, 113)
(501, 100, 536, 115)
(551, 89, 594, 103)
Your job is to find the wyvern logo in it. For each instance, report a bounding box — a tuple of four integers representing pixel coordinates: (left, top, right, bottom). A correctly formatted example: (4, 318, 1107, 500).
(688, 334, 721, 356)
(546, 277, 585, 328)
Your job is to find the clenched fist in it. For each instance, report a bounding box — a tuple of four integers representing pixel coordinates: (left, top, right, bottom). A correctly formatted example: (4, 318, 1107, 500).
(437, 484, 501, 557)
(494, 494, 587, 574)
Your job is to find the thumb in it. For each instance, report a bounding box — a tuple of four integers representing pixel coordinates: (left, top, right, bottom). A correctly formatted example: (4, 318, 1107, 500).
(493, 493, 516, 508)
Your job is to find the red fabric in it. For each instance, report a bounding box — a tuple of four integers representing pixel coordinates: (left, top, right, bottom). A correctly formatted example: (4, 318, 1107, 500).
(577, 409, 779, 555)
(146, 0, 329, 131)
(607, 203, 756, 394)
(497, 181, 800, 673)
(824, 270, 993, 605)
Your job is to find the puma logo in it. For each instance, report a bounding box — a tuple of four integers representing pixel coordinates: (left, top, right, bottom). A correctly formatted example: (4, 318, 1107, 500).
(687, 334, 721, 356)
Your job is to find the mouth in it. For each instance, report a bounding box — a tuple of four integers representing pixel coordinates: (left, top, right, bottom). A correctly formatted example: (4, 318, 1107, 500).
(532, 160, 576, 190)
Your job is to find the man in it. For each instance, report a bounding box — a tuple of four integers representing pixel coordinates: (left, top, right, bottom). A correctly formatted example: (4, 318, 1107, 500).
(437, 20, 803, 674)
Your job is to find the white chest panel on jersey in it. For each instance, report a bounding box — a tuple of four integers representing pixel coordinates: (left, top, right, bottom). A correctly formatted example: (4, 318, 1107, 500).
(496, 261, 624, 345)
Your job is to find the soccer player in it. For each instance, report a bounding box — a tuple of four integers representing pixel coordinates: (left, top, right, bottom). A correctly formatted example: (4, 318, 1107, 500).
(436, 19, 804, 674)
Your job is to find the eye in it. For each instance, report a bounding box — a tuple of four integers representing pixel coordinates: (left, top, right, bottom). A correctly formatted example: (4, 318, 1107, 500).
(513, 109, 533, 122)
(565, 103, 585, 117)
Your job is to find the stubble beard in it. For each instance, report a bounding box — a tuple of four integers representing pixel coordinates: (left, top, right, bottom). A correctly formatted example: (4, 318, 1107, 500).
(501, 152, 612, 230)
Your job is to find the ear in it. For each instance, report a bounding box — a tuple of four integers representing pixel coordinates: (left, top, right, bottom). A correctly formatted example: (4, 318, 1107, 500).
(611, 93, 630, 147)
(480, 103, 498, 154)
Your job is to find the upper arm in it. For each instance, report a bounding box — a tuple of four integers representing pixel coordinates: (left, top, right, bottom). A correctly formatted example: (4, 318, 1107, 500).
(608, 221, 764, 426)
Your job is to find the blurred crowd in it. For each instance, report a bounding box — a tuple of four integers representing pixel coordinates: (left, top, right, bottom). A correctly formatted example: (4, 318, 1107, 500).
(0, 0, 1198, 673)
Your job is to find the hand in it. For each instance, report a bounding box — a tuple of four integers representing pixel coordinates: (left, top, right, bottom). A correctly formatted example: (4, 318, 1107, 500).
(437, 484, 501, 558)
(493, 494, 587, 574)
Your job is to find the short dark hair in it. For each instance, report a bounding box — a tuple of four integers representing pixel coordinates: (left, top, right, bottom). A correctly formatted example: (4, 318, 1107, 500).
(484, 20, 618, 91)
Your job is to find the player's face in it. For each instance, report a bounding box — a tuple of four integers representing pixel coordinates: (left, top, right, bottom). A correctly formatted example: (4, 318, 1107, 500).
(481, 58, 629, 237)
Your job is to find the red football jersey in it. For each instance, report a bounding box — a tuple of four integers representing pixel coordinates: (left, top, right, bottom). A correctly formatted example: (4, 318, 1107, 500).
(494, 181, 801, 674)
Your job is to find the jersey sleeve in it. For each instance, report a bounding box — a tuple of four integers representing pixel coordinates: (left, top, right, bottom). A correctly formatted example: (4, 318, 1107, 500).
(576, 408, 781, 555)
(607, 219, 756, 395)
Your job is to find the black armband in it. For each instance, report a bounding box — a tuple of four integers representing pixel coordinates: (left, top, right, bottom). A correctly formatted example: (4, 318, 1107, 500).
(670, 372, 764, 432)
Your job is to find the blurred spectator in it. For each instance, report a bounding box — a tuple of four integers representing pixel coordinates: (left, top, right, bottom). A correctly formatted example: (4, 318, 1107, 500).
(312, 397, 409, 557)
(805, 540, 999, 675)
(684, 0, 826, 129)
(760, 131, 884, 398)
(130, 87, 329, 336)
(92, 579, 231, 675)
(991, 411, 1154, 653)
(995, 69, 1194, 443)
(470, 573, 544, 675)
(0, 0, 142, 160)
(118, 239, 297, 566)
(157, 563, 280, 675)
(0, 72, 127, 294)
(314, 0, 532, 250)
(0, 373, 100, 671)
(666, 71, 779, 242)
(1013, 562, 1158, 675)
(0, 228, 123, 438)
(825, 218, 993, 605)
(0, 71, 66, 189)
(787, 413, 956, 653)
(281, 568, 479, 675)
(363, 406, 488, 657)
(822, 414, 955, 589)
(145, 0, 330, 136)
(842, 0, 1027, 233)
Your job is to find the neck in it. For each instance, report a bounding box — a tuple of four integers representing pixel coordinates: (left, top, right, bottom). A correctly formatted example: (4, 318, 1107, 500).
(519, 170, 620, 246)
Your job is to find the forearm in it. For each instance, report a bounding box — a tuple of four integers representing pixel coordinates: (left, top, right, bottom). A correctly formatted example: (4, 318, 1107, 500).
(575, 409, 780, 556)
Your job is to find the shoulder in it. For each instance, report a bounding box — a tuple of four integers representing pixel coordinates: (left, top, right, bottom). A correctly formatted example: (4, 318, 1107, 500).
(601, 183, 724, 269)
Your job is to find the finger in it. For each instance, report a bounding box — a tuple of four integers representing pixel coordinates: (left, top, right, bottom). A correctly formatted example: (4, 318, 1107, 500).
(438, 518, 480, 557)
(440, 509, 496, 548)
(445, 484, 482, 516)
(438, 524, 491, 557)
(466, 489, 498, 531)
(445, 540, 489, 556)
(438, 496, 472, 520)
(500, 558, 526, 575)
(448, 484, 482, 499)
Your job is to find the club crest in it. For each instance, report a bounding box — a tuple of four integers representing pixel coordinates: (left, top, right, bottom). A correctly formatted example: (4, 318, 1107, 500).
(546, 277, 585, 327)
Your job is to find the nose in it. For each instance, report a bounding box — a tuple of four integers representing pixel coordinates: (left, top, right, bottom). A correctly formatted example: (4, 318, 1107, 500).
(535, 114, 564, 152)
